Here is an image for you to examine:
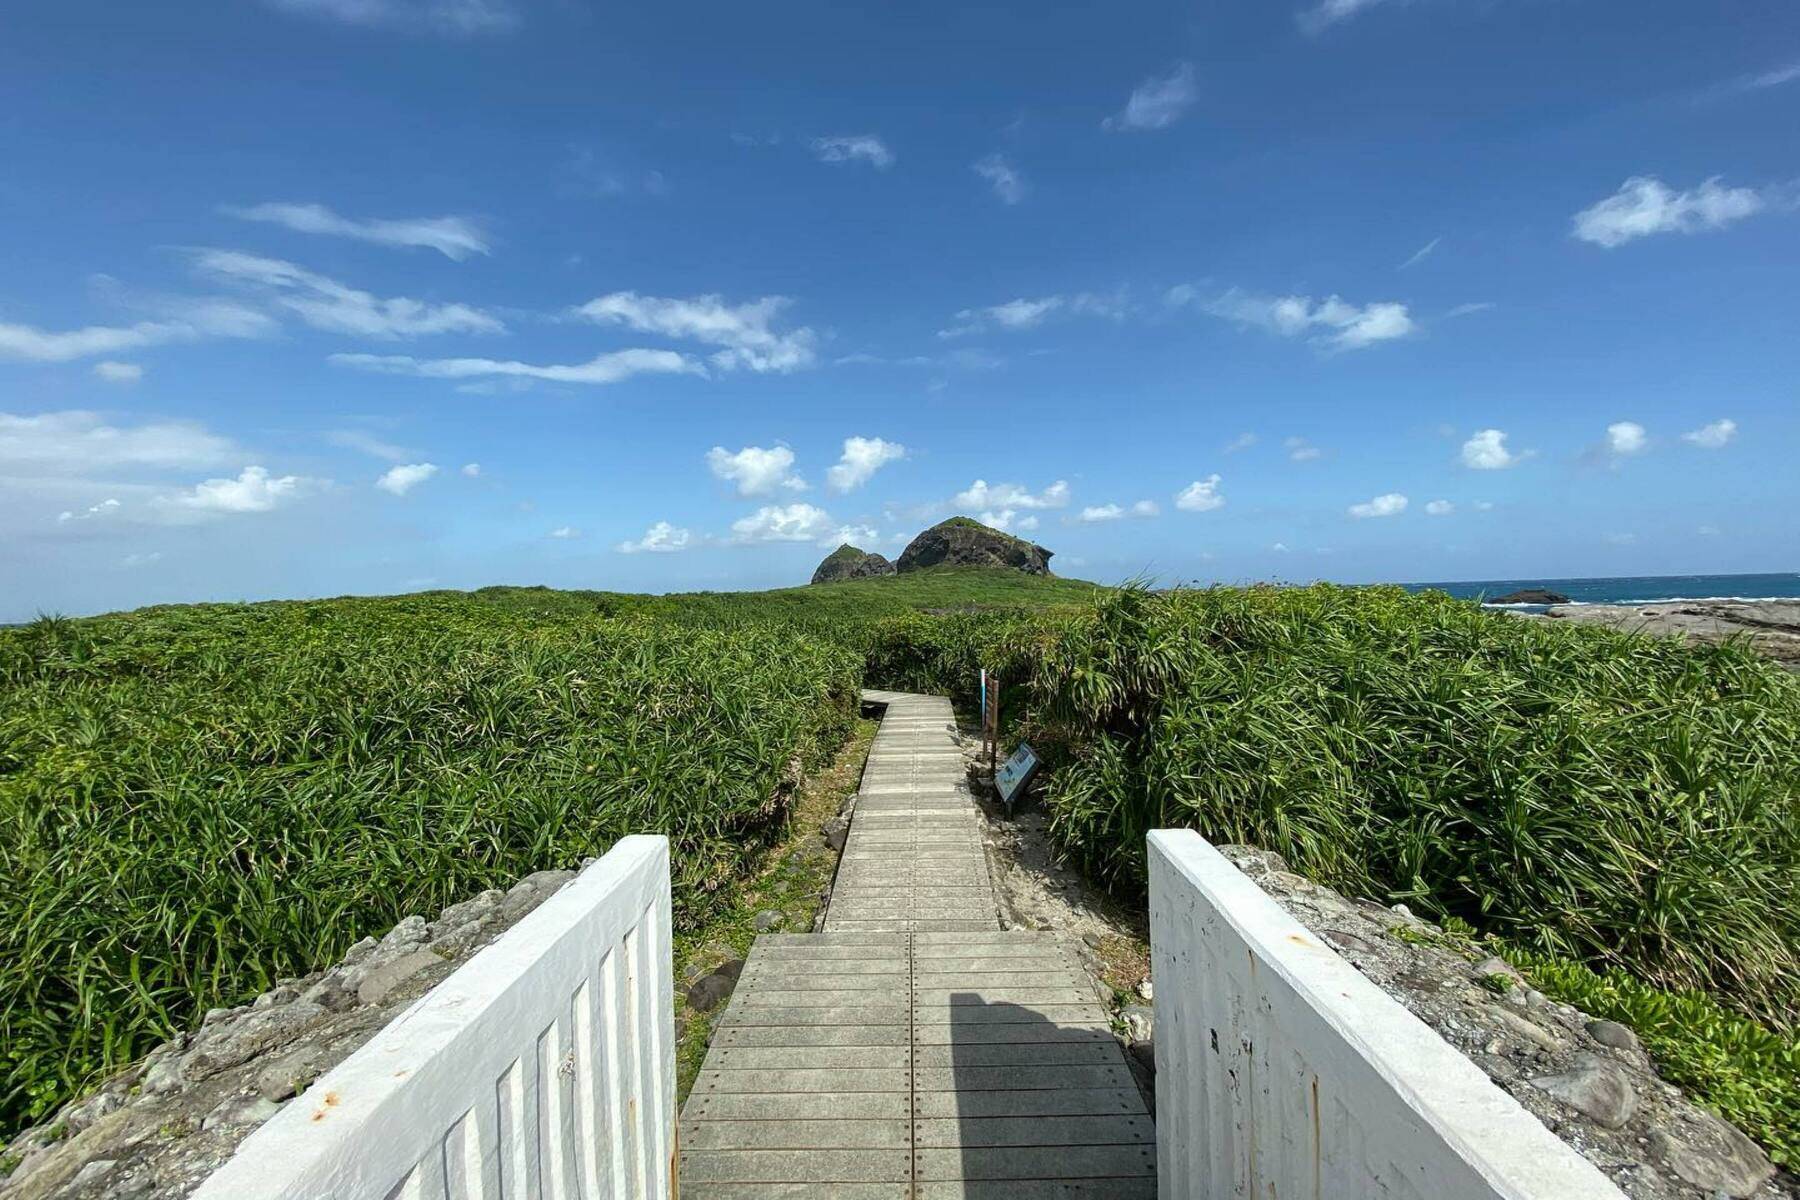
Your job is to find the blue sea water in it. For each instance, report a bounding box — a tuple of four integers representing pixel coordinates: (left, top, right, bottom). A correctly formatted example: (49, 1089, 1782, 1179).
(1403, 572, 1800, 612)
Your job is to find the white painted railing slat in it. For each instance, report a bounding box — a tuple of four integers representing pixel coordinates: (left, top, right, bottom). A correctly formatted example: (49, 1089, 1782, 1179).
(193, 835, 676, 1200)
(1148, 829, 1625, 1200)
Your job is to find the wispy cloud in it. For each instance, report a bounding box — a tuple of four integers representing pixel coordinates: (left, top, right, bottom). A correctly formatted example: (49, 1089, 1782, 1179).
(1175, 475, 1224, 512)
(1222, 432, 1258, 454)
(1572, 176, 1775, 248)
(1076, 500, 1160, 522)
(0, 410, 236, 470)
(193, 249, 502, 339)
(938, 292, 1127, 338)
(707, 444, 806, 497)
(573, 292, 817, 373)
(1102, 63, 1197, 132)
(827, 437, 905, 493)
(953, 479, 1070, 512)
(262, 0, 518, 37)
(1181, 288, 1415, 352)
(92, 361, 143, 384)
(1285, 437, 1323, 462)
(973, 154, 1026, 205)
(1398, 236, 1440, 270)
(1298, 0, 1399, 35)
(330, 348, 702, 386)
(1735, 60, 1800, 92)
(810, 136, 895, 170)
(223, 201, 490, 259)
(0, 303, 274, 363)
(1425, 499, 1454, 516)
(328, 428, 417, 462)
(547, 526, 582, 539)
(1682, 418, 1737, 449)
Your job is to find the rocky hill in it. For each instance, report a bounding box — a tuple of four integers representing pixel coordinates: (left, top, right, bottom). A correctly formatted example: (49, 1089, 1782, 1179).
(810, 544, 896, 585)
(896, 518, 1053, 576)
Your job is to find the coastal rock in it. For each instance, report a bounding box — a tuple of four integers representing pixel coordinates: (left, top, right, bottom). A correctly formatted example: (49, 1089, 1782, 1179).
(1491, 588, 1572, 605)
(1544, 600, 1800, 669)
(810, 544, 896, 584)
(1648, 1113, 1776, 1197)
(1530, 1054, 1638, 1128)
(896, 518, 1053, 576)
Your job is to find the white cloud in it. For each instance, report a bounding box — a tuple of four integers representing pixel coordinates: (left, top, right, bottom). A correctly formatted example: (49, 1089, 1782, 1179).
(328, 429, 415, 461)
(263, 0, 517, 35)
(461, 462, 481, 476)
(1474, 500, 1495, 511)
(0, 410, 235, 470)
(1460, 428, 1525, 470)
(1223, 432, 1257, 454)
(707, 445, 806, 496)
(1681, 418, 1737, 449)
(193, 249, 502, 339)
(1103, 63, 1197, 132)
(0, 299, 275, 363)
(1348, 492, 1408, 519)
(1605, 421, 1648, 457)
(1398, 237, 1440, 270)
(826, 436, 905, 492)
(954, 479, 1070, 511)
(1197, 289, 1415, 351)
(1175, 475, 1225, 512)
(974, 155, 1026, 205)
(1572, 177, 1770, 248)
(1740, 61, 1800, 91)
(810, 136, 895, 170)
(729, 502, 837, 545)
(573, 291, 816, 373)
(222, 201, 490, 259)
(1271, 541, 1289, 553)
(160, 465, 314, 514)
(58, 498, 122, 524)
(1425, 499, 1455, 516)
(1077, 500, 1159, 523)
(1298, 0, 1395, 34)
(376, 462, 439, 495)
(330, 348, 702, 386)
(616, 521, 691, 554)
(1444, 302, 1495, 319)
(978, 509, 1040, 533)
(547, 526, 582, 539)
(121, 551, 163, 568)
(93, 361, 143, 384)
(939, 292, 1126, 338)
(1285, 437, 1323, 462)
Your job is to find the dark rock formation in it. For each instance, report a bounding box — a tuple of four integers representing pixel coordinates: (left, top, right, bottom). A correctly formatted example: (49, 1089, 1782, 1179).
(810, 544, 896, 584)
(1491, 588, 1572, 605)
(896, 518, 1053, 576)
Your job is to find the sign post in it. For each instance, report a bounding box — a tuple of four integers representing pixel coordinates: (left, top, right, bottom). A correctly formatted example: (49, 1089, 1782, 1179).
(995, 742, 1040, 814)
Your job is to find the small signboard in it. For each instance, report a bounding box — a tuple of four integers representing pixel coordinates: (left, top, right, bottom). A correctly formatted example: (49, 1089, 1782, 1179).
(995, 742, 1040, 810)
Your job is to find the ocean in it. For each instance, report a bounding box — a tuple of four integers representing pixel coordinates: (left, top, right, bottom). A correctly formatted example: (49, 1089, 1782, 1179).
(1402, 572, 1800, 612)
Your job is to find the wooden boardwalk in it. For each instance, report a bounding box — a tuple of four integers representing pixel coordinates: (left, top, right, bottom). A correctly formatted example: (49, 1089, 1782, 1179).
(678, 691, 1155, 1198)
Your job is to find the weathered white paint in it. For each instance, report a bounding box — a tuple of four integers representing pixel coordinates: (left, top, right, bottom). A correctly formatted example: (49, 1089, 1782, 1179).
(194, 835, 676, 1200)
(1147, 829, 1625, 1200)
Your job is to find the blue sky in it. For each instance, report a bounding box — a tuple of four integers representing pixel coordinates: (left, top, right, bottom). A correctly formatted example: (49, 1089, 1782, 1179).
(2, 0, 1796, 619)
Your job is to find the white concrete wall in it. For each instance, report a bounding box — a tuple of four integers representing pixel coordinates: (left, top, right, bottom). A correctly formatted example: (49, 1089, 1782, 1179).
(193, 835, 676, 1200)
(1148, 829, 1624, 1200)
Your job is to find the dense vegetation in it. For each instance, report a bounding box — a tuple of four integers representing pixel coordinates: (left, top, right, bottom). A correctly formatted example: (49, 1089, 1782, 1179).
(4, 569, 1797, 1159)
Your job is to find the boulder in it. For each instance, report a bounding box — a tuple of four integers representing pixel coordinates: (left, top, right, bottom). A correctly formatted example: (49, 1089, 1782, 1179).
(810, 544, 897, 584)
(896, 518, 1053, 575)
(1490, 588, 1572, 605)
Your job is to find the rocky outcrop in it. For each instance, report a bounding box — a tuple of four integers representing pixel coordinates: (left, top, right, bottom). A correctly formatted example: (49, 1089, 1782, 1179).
(1492, 588, 1572, 605)
(809, 544, 896, 585)
(1544, 600, 1800, 669)
(896, 518, 1053, 576)
(1191, 847, 1790, 1199)
(0, 869, 583, 1200)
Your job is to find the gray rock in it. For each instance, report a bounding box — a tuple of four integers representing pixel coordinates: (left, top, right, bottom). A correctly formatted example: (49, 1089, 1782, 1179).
(379, 915, 429, 949)
(685, 958, 745, 1013)
(356, 949, 443, 1006)
(501, 870, 576, 923)
(183, 1001, 328, 1080)
(895, 518, 1054, 576)
(1119, 1004, 1154, 1045)
(70, 1158, 117, 1187)
(1473, 956, 1524, 985)
(810, 544, 897, 584)
(140, 1053, 186, 1097)
(202, 1095, 282, 1131)
(1647, 1115, 1775, 1198)
(1585, 1019, 1640, 1052)
(436, 888, 504, 932)
(426, 918, 491, 959)
(255, 1044, 331, 1102)
(1530, 1054, 1637, 1128)
(299, 970, 360, 1013)
(340, 935, 379, 966)
(752, 910, 786, 933)
(821, 815, 850, 852)
(251, 985, 299, 1011)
